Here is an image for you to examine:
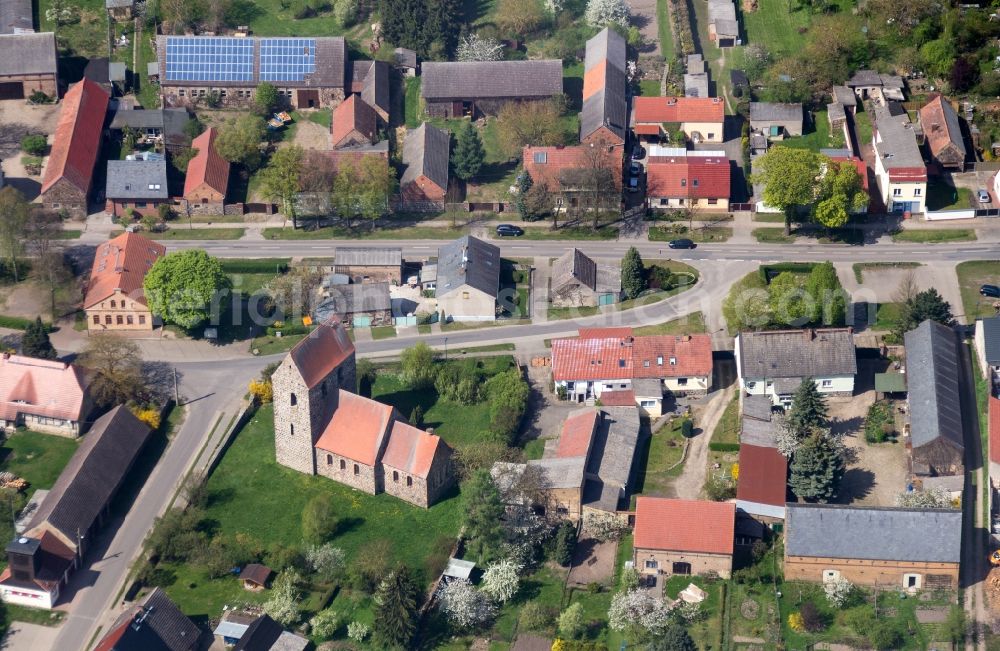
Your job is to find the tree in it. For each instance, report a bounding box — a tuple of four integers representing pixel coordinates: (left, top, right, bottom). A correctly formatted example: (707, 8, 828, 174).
(462, 469, 505, 561)
(310, 609, 340, 638)
(553, 520, 576, 566)
(497, 100, 566, 158)
(558, 603, 586, 639)
(20, 134, 47, 156)
(347, 621, 370, 642)
(494, 0, 546, 36)
(374, 565, 421, 648)
(302, 493, 339, 544)
(742, 43, 771, 80)
(22, 317, 56, 359)
(585, 0, 628, 28)
(79, 333, 144, 406)
(894, 287, 954, 340)
(264, 570, 302, 626)
(648, 622, 697, 651)
(608, 589, 672, 640)
(141, 213, 159, 233)
(456, 33, 504, 62)
(438, 578, 497, 629)
(255, 82, 280, 116)
(299, 150, 338, 192)
(0, 187, 29, 282)
(786, 377, 829, 434)
(331, 157, 396, 229)
(143, 250, 231, 329)
(484, 368, 530, 443)
(453, 122, 485, 181)
(722, 272, 771, 331)
(804, 261, 846, 326)
(216, 115, 266, 170)
(260, 145, 304, 225)
(621, 246, 646, 300)
(789, 431, 843, 502)
(749, 148, 821, 235)
(813, 160, 868, 229)
(305, 543, 346, 581)
(265, 267, 323, 319)
(481, 558, 521, 603)
(333, 0, 357, 26)
(768, 272, 811, 327)
(824, 576, 853, 607)
(401, 342, 436, 389)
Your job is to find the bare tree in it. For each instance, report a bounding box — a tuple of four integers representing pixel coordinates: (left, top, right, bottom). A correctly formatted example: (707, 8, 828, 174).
(892, 269, 919, 306)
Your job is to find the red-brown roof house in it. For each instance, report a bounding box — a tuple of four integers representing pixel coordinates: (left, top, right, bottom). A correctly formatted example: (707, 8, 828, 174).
(919, 94, 966, 170)
(40, 78, 110, 216)
(0, 355, 92, 437)
(646, 153, 731, 211)
(554, 409, 599, 458)
(632, 96, 725, 143)
(183, 128, 230, 212)
(381, 421, 453, 507)
(331, 94, 379, 150)
(633, 497, 736, 578)
(736, 444, 788, 521)
(84, 232, 166, 332)
(522, 145, 622, 213)
(94, 588, 202, 651)
(400, 123, 450, 207)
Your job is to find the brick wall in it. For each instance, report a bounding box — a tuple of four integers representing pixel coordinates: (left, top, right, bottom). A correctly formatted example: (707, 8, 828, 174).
(633, 547, 733, 579)
(784, 555, 959, 590)
(41, 178, 88, 217)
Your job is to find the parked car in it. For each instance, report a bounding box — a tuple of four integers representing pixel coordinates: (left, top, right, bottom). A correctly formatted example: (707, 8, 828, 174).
(978, 189, 992, 204)
(629, 161, 643, 176)
(495, 224, 524, 237)
(981, 284, 1000, 298)
(668, 238, 696, 249)
(631, 145, 645, 160)
(628, 177, 640, 193)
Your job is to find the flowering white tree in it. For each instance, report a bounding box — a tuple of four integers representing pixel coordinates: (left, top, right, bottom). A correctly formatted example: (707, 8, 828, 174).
(583, 511, 630, 542)
(481, 558, 522, 603)
(264, 570, 301, 627)
(305, 543, 346, 581)
(607, 589, 672, 637)
(677, 600, 704, 623)
(543, 0, 563, 13)
(895, 487, 951, 508)
(585, 0, 629, 28)
(456, 33, 505, 62)
(824, 577, 854, 607)
(309, 609, 340, 638)
(347, 621, 369, 642)
(439, 578, 497, 629)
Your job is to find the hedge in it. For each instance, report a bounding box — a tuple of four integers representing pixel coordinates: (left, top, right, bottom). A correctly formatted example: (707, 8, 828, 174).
(758, 262, 818, 283)
(266, 323, 312, 336)
(708, 442, 741, 453)
(0, 315, 51, 331)
(220, 258, 290, 274)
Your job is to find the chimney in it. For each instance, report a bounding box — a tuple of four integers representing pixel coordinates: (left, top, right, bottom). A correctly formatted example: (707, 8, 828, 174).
(6, 537, 41, 584)
(426, 427, 435, 435)
(804, 328, 815, 342)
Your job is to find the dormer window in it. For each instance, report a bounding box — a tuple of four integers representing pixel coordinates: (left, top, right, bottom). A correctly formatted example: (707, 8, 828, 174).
(533, 151, 547, 164)
(656, 356, 663, 365)
(669, 357, 677, 365)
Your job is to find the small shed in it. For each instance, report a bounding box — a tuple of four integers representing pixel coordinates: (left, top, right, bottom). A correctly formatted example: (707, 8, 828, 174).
(239, 563, 273, 591)
(443, 558, 475, 584)
(393, 47, 418, 76)
(874, 371, 907, 399)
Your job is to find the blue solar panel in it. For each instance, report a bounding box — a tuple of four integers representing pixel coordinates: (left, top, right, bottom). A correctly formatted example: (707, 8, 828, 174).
(164, 36, 254, 83)
(259, 38, 316, 82)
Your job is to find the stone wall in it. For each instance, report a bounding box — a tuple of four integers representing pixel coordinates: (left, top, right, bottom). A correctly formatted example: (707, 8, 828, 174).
(316, 449, 379, 494)
(41, 177, 88, 217)
(634, 547, 733, 579)
(382, 445, 454, 508)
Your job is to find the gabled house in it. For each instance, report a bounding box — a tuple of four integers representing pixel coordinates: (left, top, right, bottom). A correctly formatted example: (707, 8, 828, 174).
(521, 145, 622, 214)
(0, 32, 58, 100)
(331, 94, 379, 149)
(550, 248, 620, 308)
(736, 443, 787, 521)
(183, 127, 230, 213)
(631, 96, 725, 143)
(421, 60, 563, 118)
(436, 235, 500, 322)
(633, 498, 736, 578)
(581, 28, 628, 145)
(84, 232, 166, 331)
(749, 102, 803, 139)
(109, 107, 190, 150)
(105, 159, 169, 218)
(551, 327, 713, 401)
(0, 355, 92, 437)
(871, 102, 926, 214)
(735, 328, 857, 406)
(40, 78, 110, 216)
(707, 0, 740, 47)
(974, 315, 1000, 384)
(919, 94, 966, 170)
(400, 123, 450, 208)
(351, 59, 391, 122)
(904, 320, 964, 477)
(94, 588, 202, 651)
(233, 614, 309, 651)
(646, 148, 731, 211)
(785, 504, 961, 590)
(333, 246, 403, 284)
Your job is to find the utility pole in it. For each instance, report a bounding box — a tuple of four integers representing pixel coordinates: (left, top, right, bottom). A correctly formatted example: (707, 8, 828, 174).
(173, 367, 179, 405)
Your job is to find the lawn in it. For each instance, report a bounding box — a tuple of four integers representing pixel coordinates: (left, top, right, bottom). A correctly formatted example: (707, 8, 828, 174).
(926, 178, 974, 211)
(753, 227, 796, 243)
(664, 575, 725, 650)
(727, 579, 781, 646)
(52, 230, 83, 239)
(0, 431, 78, 492)
(740, 0, 854, 58)
(263, 225, 467, 240)
(655, 0, 674, 60)
(752, 213, 786, 223)
(404, 77, 422, 128)
(632, 311, 707, 336)
(648, 225, 732, 243)
(640, 79, 661, 97)
(956, 260, 1000, 322)
(851, 262, 920, 283)
(780, 111, 833, 152)
(39, 0, 107, 58)
(871, 302, 903, 331)
(891, 229, 976, 243)
(228, 272, 279, 295)
(370, 325, 396, 340)
(250, 333, 306, 356)
(518, 225, 618, 240)
(111, 228, 247, 240)
(306, 109, 332, 129)
(854, 108, 873, 145)
(631, 417, 689, 499)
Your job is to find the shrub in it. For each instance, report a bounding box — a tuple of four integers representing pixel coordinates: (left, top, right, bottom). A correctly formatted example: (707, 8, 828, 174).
(131, 407, 161, 430)
(680, 418, 694, 437)
(705, 475, 735, 501)
(864, 401, 894, 443)
(799, 602, 825, 632)
(249, 379, 273, 404)
(708, 442, 740, 452)
(518, 600, 553, 632)
(21, 134, 47, 156)
(347, 621, 369, 642)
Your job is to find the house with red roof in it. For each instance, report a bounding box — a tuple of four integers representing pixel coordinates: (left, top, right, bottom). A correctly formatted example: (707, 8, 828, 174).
(551, 328, 713, 403)
(183, 127, 230, 213)
(0, 355, 92, 437)
(871, 102, 926, 214)
(736, 444, 788, 521)
(331, 94, 379, 150)
(633, 497, 736, 579)
(631, 96, 725, 143)
(40, 78, 110, 217)
(646, 148, 731, 211)
(84, 232, 165, 332)
(522, 145, 621, 214)
(919, 94, 966, 171)
(272, 320, 453, 507)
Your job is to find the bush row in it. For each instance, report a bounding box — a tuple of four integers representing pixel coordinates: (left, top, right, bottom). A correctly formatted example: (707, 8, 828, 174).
(220, 259, 291, 274)
(708, 442, 740, 453)
(0, 315, 50, 331)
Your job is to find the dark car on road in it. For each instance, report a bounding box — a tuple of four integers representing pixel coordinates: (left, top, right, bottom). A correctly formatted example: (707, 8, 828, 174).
(496, 224, 524, 237)
(981, 284, 1000, 298)
(668, 238, 696, 249)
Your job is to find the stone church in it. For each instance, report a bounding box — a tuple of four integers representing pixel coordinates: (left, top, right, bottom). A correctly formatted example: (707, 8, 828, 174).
(272, 321, 453, 508)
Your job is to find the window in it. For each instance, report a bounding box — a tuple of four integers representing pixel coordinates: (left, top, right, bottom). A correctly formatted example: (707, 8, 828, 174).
(821, 379, 832, 388)
(127, 315, 133, 325)
(746, 381, 756, 389)
(340, 459, 346, 470)
(533, 151, 547, 164)
(708, 198, 718, 205)
(406, 476, 412, 487)
(393, 470, 399, 482)
(913, 188, 922, 196)
(111, 300, 117, 308)
(290, 423, 294, 436)
(178, 89, 185, 96)
(220, 89, 227, 97)
(822, 569, 840, 583)
(353, 464, 360, 475)
(680, 179, 686, 187)
(644, 560, 658, 569)
(640, 400, 656, 408)
(462, 291, 469, 299)
(105, 315, 112, 325)
(93, 315, 99, 325)
(669, 356, 676, 365)
(707, 133, 716, 139)
(656, 356, 663, 365)
(643, 360, 649, 367)
(326, 454, 332, 465)
(136, 202, 147, 208)
(692, 179, 699, 187)
(893, 188, 902, 196)
(903, 573, 921, 589)
(290, 393, 297, 406)
(677, 377, 688, 386)
(139, 315, 146, 325)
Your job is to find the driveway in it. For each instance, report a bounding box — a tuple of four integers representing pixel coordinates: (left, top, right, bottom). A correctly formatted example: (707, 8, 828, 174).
(1, 622, 61, 651)
(626, 0, 660, 56)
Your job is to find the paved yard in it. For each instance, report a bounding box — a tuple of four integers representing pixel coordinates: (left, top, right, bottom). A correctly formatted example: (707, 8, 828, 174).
(839, 261, 964, 325)
(567, 536, 618, 587)
(626, 0, 660, 56)
(1, 622, 61, 651)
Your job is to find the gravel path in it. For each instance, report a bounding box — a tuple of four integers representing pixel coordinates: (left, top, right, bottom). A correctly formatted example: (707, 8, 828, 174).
(673, 384, 735, 500)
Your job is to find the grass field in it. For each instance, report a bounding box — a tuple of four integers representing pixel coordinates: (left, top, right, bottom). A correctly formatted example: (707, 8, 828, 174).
(632, 311, 707, 335)
(263, 225, 466, 240)
(753, 227, 796, 243)
(871, 302, 903, 332)
(370, 325, 396, 340)
(112, 228, 247, 240)
(891, 229, 976, 243)
(957, 260, 1000, 322)
(780, 111, 833, 152)
(0, 431, 78, 491)
(926, 178, 974, 211)
(648, 226, 732, 243)
(250, 333, 306, 356)
(852, 261, 920, 283)
(518, 225, 618, 240)
(632, 417, 689, 499)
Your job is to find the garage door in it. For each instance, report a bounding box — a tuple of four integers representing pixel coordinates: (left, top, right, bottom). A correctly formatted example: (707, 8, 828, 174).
(352, 316, 371, 328)
(0, 82, 24, 100)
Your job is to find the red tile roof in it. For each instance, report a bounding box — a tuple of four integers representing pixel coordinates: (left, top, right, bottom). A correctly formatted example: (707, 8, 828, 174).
(315, 390, 395, 466)
(583, 65, 606, 102)
(287, 321, 355, 389)
(632, 96, 724, 125)
(381, 421, 444, 478)
(552, 332, 713, 382)
(579, 327, 633, 338)
(41, 79, 110, 196)
(83, 232, 166, 309)
(522, 145, 622, 192)
(633, 124, 661, 136)
(0, 355, 89, 424)
(331, 95, 378, 148)
(633, 497, 735, 555)
(826, 155, 868, 192)
(598, 389, 635, 407)
(920, 94, 962, 160)
(990, 397, 1000, 465)
(736, 444, 788, 507)
(646, 155, 731, 199)
(555, 409, 599, 458)
(183, 128, 230, 199)
(888, 166, 928, 182)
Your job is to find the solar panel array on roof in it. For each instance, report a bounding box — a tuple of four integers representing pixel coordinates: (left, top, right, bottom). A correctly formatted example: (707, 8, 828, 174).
(260, 38, 316, 82)
(164, 36, 253, 82)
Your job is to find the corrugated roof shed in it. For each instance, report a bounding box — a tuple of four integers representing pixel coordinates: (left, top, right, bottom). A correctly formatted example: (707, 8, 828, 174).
(437, 235, 500, 297)
(401, 122, 450, 193)
(421, 60, 563, 100)
(904, 319, 964, 451)
(335, 247, 402, 267)
(552, 248, 598, 293)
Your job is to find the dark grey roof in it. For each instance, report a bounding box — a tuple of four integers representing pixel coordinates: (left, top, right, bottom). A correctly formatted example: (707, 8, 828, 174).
(730, 69, 749, 88)
(335, 246, 402, 267)
(820, 148, 853, 158)
(321, 282, 391, 316)
(738, 329, 857, 379)
(871, 102, 923, 169)
(931, 95, 966, 155)
(401, 123, 450, 193)
(106, 0, 134, 7)
(393, 47, 417, 69)
(421, 60, 563, 100)
(84, 57, 111, 86)
(361, 60, 391, 117)
(585, 407, 642, 492)
(111, 108, 165, 130)
(832, 85, 855, 106)
(584, 27, 626, 73)
(786, 504, 962, 564)
(552, 248, 597, 292)
(0, 32, 56, 76)
(749, 102, 802, 124)
(106, 160, 169, 200)
(233, 614, 283, 651)
(904, 320, 964, 451)
(880, 74, 904, 89)
(740, 395, 779, 447)
(161, 108, 190, 146)
(982, 316, 1000, 365)
(101, 587, 202, 651)
(847, 69, 883, 87)
(581, 83, 628, 141)
(0, 0, 32, 34)
(528, 456, 586, 489)
(437, 235, 500, 297)
(29, 406, 152, 548)
(632, 378, 661, 398)
(827, 102, 845, 124)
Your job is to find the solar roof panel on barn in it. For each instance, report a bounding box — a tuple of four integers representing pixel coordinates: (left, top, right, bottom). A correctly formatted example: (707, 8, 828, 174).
(164, 36, 253, 83)
(259, 38, 316, 82)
